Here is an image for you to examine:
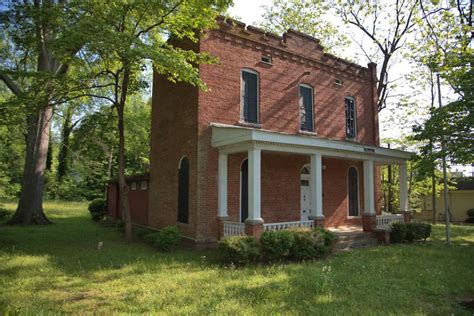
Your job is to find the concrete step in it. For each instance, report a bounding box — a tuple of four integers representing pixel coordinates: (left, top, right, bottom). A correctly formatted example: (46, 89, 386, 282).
(335, 232, 379, 250)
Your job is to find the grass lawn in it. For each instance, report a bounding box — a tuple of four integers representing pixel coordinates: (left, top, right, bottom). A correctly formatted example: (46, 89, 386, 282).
(0, 201, 473, 314)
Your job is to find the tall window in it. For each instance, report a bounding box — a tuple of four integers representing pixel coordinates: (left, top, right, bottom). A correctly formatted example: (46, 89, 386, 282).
(348, 166, 359, 216)
(177, 157, 189, 223)
(345, 97, 356, 139)
(241, 69, 259, 124)
(299, 85, 314, 132)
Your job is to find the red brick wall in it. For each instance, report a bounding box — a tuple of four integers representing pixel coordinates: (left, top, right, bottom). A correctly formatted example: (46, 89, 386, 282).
(106, 181, 149, 226)
(198, 28, 378, 145)
(149, 74, 199, 239)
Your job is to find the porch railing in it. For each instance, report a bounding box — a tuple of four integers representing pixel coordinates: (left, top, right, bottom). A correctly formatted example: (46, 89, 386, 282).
(263, 220, 314, 231)
(223, 222, 246, 237)
(376, 214, 404, 229)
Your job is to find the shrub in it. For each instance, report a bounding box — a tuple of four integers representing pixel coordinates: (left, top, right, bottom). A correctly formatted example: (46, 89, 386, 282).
(144, 226, 181, 251)
(115, 219, 125, 230)
(0, 207, 10, 220)
(260, 230, 295, 261)
(390, 222, 406, 243)
(465, 217, 474, 223)
(313, 226, 337, 251)
(289, 228, 326, 260)
(391, 222, 432, 243)
(134, 227, 153, 240)
(218, 236, 260, 264)
(88, 198, 106, 222)
(467, 208, 474, 218)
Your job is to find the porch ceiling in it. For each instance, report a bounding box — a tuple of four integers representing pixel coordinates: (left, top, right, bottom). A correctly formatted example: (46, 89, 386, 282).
(211, 123, 413, 164)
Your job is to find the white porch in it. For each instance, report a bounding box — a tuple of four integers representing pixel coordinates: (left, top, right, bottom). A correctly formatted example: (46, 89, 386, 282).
(212, 123, 412, 237)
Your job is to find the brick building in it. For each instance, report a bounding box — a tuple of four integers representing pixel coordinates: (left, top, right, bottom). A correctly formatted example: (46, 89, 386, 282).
(117, 18, 412, 246)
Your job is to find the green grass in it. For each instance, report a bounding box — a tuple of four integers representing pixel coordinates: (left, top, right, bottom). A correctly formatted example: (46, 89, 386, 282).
(0, 201, 473, 314)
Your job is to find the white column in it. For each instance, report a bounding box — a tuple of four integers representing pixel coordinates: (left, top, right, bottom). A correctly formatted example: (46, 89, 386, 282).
(247, 147, 262, 223)
(310, 153, 323, 219)
(399, 162, 408, 212)
(217, 153, 228, 219)
(363, 160, 375, 214)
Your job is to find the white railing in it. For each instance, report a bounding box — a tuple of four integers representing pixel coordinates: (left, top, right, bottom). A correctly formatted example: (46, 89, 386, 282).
(223, 222, 246, 237)
(263, 220, 314, 231)
(376, 214, 404, 229)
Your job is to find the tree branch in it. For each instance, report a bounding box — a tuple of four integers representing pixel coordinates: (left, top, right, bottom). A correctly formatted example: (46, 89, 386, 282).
(0, 70, 22, 95)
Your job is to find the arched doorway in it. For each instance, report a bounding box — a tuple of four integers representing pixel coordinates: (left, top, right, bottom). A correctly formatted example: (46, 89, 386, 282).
(348, 166, 359, 217)
(301, 165, 311, 221)
(177, 157, 189, 223)
(240, 159, 248, 223)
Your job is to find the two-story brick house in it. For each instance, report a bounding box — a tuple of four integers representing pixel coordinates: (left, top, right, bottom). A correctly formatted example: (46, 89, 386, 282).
(147, 18, 412, 246)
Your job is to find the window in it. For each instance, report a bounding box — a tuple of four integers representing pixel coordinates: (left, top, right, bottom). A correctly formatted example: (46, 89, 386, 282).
(261, 55, 272, 64)
(177, 157, 189, 224)
(141, 181, 147, 190)
(299, 85, 314, 132)
(348, 166, 359, 216)
(131, 182, 136, 190)
(241, 69, 259, 124)
(345, 97, 356, 139)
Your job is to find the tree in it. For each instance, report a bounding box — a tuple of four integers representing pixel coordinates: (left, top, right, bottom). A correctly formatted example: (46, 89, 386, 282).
(259, 0, 349, 55)
(260, 0, 425, 112)
(81, 0, 231, 241)
(0, 1, 86, 224)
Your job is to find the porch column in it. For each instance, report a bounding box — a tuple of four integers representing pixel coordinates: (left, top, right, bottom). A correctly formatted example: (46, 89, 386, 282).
(362, 159, 376, 232)
(309, 153, 324, 226)
(217, 153, 228, 219)
(398, 162, 411, 223)
(246, 147, 264, 237)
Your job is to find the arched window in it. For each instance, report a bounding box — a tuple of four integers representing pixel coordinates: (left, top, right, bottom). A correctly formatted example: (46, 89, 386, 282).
(240, 159, 248, 223)
(177, 157, 189, 223)
(348, 166, 359, 216)
(241, 69, 259, 124)
(299, 84, 314, 132)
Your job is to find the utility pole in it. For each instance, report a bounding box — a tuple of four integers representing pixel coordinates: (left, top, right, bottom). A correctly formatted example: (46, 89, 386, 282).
(437, 73, 451, 245)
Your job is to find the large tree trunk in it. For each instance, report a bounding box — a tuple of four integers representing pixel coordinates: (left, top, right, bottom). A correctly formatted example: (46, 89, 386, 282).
(8, 106, 53, 225)
(117, 67, 133, 241)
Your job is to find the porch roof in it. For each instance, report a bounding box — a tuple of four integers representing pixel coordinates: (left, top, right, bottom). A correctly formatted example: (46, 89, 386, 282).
(210, 123, 413, 164)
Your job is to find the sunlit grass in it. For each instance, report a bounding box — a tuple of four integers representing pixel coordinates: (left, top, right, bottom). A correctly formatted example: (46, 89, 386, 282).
(0, 201, 473, 314)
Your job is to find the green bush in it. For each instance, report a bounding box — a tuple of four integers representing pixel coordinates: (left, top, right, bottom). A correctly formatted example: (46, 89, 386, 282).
(144, 226, 181, 251)
(0, 207, 10, 220)
(289, 228, 326, 260)
(115, 219, 125, 230)
(218, 236, 260, 265)
(467, 208, 474, 218)
(88, 198, 106, 221)
(391, 222, 432, 243)
(313, 226, 337, 251)
(390, 222, 406, 243)
(260, 230, 295, 261)
(465, 217, 474, 223)
(134, 227, 154, 240)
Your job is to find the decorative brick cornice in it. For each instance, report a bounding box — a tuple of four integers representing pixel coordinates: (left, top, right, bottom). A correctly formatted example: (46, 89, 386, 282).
(213, 16, 372, 82)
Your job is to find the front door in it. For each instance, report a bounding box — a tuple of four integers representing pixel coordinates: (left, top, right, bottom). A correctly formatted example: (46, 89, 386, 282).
(300, 183, 311, 221)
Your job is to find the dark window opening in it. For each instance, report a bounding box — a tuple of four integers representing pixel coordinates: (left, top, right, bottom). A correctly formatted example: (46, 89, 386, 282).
(345, 97, 356, 139)
(177, 157, 189, 223)
(240, 159, 248, 223)
(242, 70, 259, 124)
(299, 85, 314, 132)
(348, 167, 359, 216)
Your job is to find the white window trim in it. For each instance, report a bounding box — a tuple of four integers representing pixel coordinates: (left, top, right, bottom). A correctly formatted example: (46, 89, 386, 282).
(299, 84, 315, 133)
(240, 68, 260, 124)
(347, 165, 361, 218)
(345, 96, 357, 141)
(141, 181, 147, 190)
(131, 182, 136, 190)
